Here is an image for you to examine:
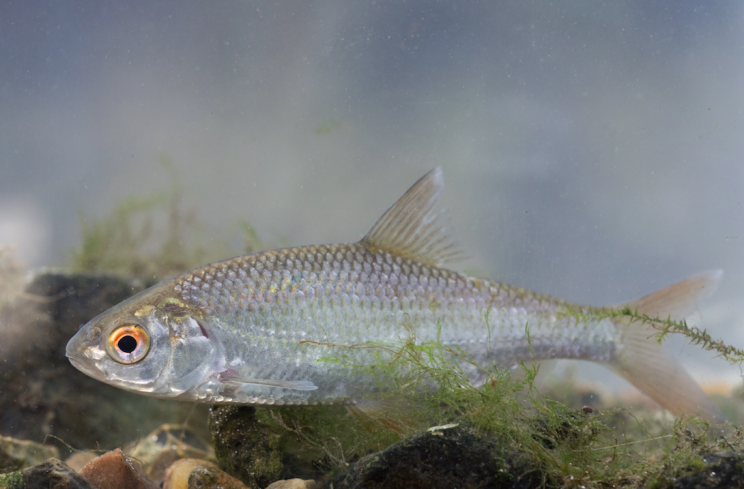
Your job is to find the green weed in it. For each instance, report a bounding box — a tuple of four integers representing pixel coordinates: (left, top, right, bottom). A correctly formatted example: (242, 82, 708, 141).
(70, 185, 271, 281)
(296, 310, 743, 488)
(563, 305, 744, 366)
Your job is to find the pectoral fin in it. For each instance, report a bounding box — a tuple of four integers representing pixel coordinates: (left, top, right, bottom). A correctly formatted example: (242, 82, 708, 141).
(218, 370, 318, 391)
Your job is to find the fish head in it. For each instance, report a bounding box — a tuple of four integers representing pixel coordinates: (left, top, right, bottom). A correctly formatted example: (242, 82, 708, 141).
(66, 284, 217, 398)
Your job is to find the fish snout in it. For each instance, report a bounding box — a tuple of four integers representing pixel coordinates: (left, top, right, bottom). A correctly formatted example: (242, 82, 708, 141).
(67, 352, 105, 379)
(66, 333, 104, 377)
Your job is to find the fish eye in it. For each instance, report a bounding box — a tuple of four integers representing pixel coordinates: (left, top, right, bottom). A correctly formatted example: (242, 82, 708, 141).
(107, 325, 150, 364)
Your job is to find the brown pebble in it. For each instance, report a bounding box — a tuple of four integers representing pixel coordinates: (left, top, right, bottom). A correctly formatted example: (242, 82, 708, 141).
(188, 466, 248, 488)
(162, 458, 217, 489)
(265, 479, 317, 489)
(79, 448, 158, 489)
(125, 424, 216, 482)
(65, 451, 98, 472)
(582, 405, 594, 414)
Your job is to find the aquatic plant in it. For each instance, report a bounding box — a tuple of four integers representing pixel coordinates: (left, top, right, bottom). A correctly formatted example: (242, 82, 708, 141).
(564, 305, 744, 367)
(70, 187, 271, 281)
(0, 246, 24, 309)
(267, 310, 744, 487)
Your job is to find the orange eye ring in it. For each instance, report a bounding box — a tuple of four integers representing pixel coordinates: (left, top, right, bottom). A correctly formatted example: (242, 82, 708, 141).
(107, 325, 150, 364)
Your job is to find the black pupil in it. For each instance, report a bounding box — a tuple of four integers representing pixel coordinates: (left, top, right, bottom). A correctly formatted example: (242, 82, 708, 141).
(118, 335, 138, 354)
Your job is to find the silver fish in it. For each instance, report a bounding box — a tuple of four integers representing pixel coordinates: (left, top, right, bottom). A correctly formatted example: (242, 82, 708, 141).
(66, 168, 724, 422)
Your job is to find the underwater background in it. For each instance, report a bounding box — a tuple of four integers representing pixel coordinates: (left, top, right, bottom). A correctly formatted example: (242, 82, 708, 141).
(1, 0, 743, 423)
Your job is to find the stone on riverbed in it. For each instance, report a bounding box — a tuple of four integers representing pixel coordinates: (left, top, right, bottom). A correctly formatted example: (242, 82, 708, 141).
(330, 423, 540, 489)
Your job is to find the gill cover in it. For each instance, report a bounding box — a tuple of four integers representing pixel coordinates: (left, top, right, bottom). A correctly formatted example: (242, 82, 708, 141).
(66, 285, 218, 398)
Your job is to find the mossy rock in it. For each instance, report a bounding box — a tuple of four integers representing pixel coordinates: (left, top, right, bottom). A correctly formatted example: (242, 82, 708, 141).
(330, 423, 540, 489)
(209, 406, 283, 489)
(660, 450, 744, 489)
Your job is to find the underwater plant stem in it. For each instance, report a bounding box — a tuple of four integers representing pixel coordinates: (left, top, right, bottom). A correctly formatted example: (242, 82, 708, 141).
(564, 305, 744, 366)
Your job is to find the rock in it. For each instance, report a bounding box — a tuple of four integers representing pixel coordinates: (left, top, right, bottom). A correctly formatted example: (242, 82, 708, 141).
(187, 467, 249, 489)
(209, 406, 283, 489)
(0, 435, 59, 473)
(125, 424, 216, 482)
(329, 424, 539, 489)
(672, 450, 744, 489)
(22, 458, 95, 488)
(265, 479, 317, 489)
(79, 448, 158, 489)
(64, 452, 98, 472)
(162, 459, 250, 489)
(163, 459, 217, 489)
(0, 273, 211, 451)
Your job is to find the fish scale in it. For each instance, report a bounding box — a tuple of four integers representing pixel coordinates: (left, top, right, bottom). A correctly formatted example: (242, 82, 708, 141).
(167, 242, 617, 405)
(66, 168, 725, 422)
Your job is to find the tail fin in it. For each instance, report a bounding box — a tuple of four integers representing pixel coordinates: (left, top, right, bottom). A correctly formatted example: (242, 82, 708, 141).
(610, 270, 725, 423)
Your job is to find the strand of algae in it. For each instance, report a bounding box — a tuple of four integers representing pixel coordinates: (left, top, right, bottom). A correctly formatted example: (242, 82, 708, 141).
(563, 305, 744, 366)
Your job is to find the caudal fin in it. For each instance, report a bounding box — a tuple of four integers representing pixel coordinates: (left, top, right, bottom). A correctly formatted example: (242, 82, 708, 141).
(610, 270, 725, 423)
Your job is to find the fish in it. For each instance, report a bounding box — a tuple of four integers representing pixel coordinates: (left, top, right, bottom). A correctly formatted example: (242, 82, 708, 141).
(66, 168, 724, 422)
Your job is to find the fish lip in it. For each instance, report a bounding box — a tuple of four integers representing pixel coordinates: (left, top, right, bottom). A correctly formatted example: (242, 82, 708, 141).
(67, 353, 102, 377)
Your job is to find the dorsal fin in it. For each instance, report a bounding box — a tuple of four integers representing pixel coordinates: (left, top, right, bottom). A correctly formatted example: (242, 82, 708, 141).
(360, 167, 464, 266)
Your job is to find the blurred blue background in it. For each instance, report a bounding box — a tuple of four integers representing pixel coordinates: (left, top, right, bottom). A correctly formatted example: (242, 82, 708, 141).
(1, 1, 742, 394)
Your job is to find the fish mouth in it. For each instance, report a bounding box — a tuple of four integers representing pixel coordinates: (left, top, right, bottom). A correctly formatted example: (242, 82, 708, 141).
(67, 354, 102, 378)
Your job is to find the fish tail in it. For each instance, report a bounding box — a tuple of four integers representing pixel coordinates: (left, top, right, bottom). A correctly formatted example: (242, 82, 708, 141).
(610, 270, 725, 423)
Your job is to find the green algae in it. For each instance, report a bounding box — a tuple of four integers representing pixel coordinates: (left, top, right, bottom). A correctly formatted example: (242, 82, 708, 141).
(70, 189, 209, 280)
(0, 470, 23, 489)
(0, 246, 26, 311)
(563, 304, 744, 366)
(69, 185, 272, 281)
(302, 312, 744, 488)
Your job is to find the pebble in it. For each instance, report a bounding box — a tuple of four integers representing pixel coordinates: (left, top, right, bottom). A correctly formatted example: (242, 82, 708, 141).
(65, 451, 98, 472)
(21, 458, 95, 489)
(162, 458, 217, 489)
(126, 424, 216, 482)
(185, 466, 248, 489)
(265, 479, 317, 489)
(0, 435, 59, 472)
(79, 448, 158, 489)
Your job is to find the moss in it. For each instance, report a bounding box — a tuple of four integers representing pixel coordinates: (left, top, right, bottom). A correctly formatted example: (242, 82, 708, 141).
(208, 406, 283, 489)
(0, 246, 26, 313)
(307, 315, 744, 488)
(68, 174, 273, 281)
(262, 404, 402, 479)
(0, 470, 23, 489)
